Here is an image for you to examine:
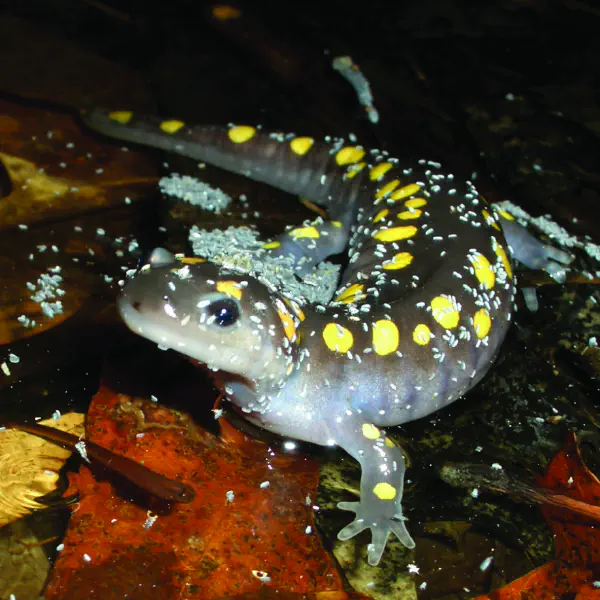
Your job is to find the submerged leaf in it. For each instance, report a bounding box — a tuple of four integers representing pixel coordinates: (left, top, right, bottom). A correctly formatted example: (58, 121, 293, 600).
(0, 412, 84, 526)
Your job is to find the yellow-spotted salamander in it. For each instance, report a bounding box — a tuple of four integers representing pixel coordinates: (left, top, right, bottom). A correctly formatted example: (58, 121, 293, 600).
(83, 109, 573, 565)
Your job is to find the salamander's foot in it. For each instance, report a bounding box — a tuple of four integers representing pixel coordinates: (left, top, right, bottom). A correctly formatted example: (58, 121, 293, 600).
(337, 500, 415, 566)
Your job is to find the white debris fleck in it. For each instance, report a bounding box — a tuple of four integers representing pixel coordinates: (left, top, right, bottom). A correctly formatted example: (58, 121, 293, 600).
(8, 353, 20, 364)
(75, 440, 90, 463)
(491, 463, 503, 470)
(259, 481, 270, 489)
(1, 362, 10, 376)
(226, 490, 235, 503)
(480, 556, 493, 571)
(407, 563, 420, 574)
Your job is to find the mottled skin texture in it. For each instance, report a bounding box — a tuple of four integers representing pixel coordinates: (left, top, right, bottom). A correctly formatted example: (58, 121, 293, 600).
(84, 109, 572, 565)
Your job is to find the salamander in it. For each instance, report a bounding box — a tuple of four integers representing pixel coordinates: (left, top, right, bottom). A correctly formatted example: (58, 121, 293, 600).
(83, 108, 573, 565)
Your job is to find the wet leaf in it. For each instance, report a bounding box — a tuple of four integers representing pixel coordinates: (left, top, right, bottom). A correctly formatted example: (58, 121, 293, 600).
(0, 519, 50, 600)
(0, 98, 158, 230)
(0, 412, 84, 526)
(43, 383, 363, 600)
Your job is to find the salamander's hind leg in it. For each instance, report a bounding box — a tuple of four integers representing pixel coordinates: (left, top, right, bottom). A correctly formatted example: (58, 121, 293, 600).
(497, 211, 574, 311)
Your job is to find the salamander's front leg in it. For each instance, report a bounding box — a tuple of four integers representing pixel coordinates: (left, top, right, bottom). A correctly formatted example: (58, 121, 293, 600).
(265, 218, 349, 275)
(331, 414, 415, 566)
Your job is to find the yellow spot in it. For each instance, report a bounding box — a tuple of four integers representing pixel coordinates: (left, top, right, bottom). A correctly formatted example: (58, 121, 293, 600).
(373, 226, 417, 243)
(375, 179, 400, 199)
(179, 257, 207, 265)
(373, 482, 397, 501)
(369, 162, 393, 181)
(289, 226, 320, 240)
(390, 183, 421, 201)
(345, 161, 366, 179)
(216, 281, 243, 300)
(278, 310, 297, 342)
(372, 320, 400, 356)
(160, 120, 185, 134)
(362, 424, 380, 440)
(470, 252, 495, 290)
(384, 437, 396, 448)
(331, 221, 342, 228)
(263, 241, 281, 250)
(397, 209, 422, 220)
(405, 198, 427, 209)
(290, 137, 314, 155)
(108, 111, 133, 124)
(474, 308, 492, 339)
(335, 283, 367, 304)
(212, 5, 241, 19)
(322, 323, 354, 353)
(494, 241, 513, 278)
(382, 252, 413, 271)
(373, 209, 389, 223)
(482, 209, 501, 231)
(497, 209, 515, 221)
(283, 298, 305, 323)
(430, 296, 460, 329)
(335, 146, 365, 166)
(413, 323, 432, 345)
(286, 363, 294, 376)
(228, 125, 256, 143)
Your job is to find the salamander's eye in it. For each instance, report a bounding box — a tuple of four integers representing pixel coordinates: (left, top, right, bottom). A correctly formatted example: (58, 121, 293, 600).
(207, 298, 240, 327)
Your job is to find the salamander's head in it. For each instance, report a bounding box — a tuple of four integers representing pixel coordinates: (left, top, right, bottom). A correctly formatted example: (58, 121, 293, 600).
(118, 249, 300, 385)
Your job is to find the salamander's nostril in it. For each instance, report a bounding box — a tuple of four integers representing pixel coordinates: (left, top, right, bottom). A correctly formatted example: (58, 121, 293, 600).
(131, 301, 142, 311)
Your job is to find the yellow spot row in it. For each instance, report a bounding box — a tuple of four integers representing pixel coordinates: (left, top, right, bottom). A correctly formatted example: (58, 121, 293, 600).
(322, 320, 399, 356)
